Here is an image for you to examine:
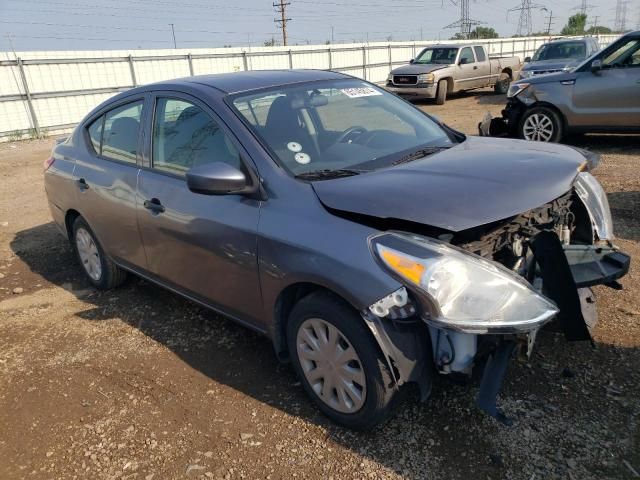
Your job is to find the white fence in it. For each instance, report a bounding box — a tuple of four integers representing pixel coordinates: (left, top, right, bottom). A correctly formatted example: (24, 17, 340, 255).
(0, 34, 618, 141)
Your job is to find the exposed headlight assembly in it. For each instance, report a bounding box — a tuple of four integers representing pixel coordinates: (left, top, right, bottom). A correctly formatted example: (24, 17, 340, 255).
(518, 70, 532, 79)
(417, 73, 435, 83)
(574, 172, 614, 241)
(507, 82, 530, 98)
(371, 233, 558, 334)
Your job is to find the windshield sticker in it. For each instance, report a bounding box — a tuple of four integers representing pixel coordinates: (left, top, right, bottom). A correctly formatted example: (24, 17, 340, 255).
(340, 87, 383, 98)
(287, 141, 302, 153)
(294, 152, 311, 164)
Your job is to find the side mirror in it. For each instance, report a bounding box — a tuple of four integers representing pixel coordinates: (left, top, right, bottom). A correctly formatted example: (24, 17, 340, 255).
(186, 162, 249, 195)
(459, 57, 469, 65)
(524, 56, 531, 63)
(590, 59, 603, 73)
(409, 58, 414, 64)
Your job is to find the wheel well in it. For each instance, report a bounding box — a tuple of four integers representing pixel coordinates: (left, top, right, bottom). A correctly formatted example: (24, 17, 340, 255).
(64, 209, 81, 241)
(272, 282, 355, 362)
(501, 67, 512, 79)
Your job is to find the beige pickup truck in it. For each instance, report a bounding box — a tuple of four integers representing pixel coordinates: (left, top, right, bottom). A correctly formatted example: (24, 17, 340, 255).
(385, 44, 522, 104)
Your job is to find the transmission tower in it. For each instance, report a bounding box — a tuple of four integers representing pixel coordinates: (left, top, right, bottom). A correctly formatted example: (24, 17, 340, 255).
(508, 0, 546, 36)
(443, 0, 483, 38)
(573, 0, 595, 15)
(273, 0, 291, 46)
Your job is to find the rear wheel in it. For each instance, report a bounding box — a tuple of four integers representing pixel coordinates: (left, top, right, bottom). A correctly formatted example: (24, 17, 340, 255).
(518, 106, 564, 143)
(435, 79, 448, 105)
(72, 216, 127, 289)
(287, 292, 396, 430)
(494, 73, 511, 94)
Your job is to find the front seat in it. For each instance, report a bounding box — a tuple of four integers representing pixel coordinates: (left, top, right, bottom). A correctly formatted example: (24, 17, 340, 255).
(263, 96, 318, 163)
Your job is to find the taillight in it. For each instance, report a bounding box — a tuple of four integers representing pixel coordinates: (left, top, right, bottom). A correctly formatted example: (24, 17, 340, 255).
(43, 157, 55, 171)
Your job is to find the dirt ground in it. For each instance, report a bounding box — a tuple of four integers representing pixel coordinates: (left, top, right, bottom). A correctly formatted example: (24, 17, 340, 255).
(1, 89, 639, 480)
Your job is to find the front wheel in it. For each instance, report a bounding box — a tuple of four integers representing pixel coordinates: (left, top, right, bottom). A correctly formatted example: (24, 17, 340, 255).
(435, 79, 448, 105)
(287, 292, 397, 430)
(518, 106, 564, 143)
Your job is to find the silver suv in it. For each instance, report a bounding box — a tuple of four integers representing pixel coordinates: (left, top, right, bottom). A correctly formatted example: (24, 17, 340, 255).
(493, 31, 640, 142)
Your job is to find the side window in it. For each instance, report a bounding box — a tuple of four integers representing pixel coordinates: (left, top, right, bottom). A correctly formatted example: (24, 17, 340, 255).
(102, 101, 143, 163)
(87, 115, 104, 154)
(473, 46, 486, 62)
(460, 47, 475, 64)
(152, 98, 242, 176)
(603, 39, 640, 68)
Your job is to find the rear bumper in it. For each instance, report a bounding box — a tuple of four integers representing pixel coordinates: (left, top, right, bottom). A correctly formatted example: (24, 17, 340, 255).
(385, 83, 437, 98)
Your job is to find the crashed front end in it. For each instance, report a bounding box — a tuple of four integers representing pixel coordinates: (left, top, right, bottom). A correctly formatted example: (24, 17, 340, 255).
(363, 172, 630, 423)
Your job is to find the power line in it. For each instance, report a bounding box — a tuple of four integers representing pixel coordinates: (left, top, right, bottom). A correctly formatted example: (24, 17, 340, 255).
(508, 0, 546, 37)
(443, 0, 483, 38)
(273, 0, 291, 46)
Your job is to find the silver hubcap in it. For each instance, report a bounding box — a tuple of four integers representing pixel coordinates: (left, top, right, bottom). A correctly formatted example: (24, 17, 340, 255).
(75, 227, 102, 281)
(296, 318, 366, 414)
(523, 113, 554, 142)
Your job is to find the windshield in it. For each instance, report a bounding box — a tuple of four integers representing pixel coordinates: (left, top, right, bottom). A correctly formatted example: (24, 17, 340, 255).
(230, 79, 455, 177)
(414, 47, 459, 64)
(532, 41, 586, 61)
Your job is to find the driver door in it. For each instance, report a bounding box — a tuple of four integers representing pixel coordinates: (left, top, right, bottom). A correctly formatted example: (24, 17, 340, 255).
(571, 37, 640, 128)
(455, 47, 479, 91)
(136, 92, 264, 327)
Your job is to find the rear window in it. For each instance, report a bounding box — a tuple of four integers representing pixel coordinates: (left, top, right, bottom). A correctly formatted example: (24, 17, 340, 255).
(101, 101, 144, 163)
(474, 46, 486, 62)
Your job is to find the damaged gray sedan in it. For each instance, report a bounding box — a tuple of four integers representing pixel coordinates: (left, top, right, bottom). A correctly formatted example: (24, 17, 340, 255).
(44, 70, 629, 430)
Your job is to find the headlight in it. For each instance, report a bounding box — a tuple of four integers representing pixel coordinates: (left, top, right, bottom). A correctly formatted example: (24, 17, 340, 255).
(519, 70, 532, 79)
(507, 82, 530, 98)
(417, 73, 435, 83)
(371, 233, 559, 333)
(574, 172, 614, 241)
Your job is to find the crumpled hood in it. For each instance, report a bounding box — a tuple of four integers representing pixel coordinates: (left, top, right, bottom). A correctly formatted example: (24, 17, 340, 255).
(390, 64, 448, 75)
(312, 136, 586, 232)
(523, 58, 582, 72)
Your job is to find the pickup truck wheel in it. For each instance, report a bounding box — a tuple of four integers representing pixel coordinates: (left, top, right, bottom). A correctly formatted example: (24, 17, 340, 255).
(518, 106, 563, 143)
(494, 73, 510, 94)
(435, 79, 447, 105)
(72, 216, 127, 289)
(287, 292, 397, 430)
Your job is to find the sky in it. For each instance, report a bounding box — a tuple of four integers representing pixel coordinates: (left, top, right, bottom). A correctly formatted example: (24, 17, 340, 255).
(0, 0, 631, 52)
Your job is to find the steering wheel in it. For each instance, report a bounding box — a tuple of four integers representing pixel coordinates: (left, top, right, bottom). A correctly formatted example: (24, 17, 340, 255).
(336, 126, 368, 144)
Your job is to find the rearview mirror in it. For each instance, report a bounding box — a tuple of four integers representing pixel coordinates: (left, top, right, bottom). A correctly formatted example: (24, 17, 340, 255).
(186, 162, 249, 195)
(524, 56, 531, 63)
(409, 58, 415, 64)
(590, 59, 603, 73)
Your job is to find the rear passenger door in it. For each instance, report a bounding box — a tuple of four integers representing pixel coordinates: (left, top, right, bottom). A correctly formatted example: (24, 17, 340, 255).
(135, 92, 263, 326)
(73, 97, 148, 268)
(473, 46, 491, 86)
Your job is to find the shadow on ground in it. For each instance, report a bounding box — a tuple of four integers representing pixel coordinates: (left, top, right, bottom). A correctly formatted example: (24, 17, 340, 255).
(9, 221, 640, 480)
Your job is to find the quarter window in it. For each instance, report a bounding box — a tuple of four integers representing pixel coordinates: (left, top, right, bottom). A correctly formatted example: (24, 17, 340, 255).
(102, 101, 143, 163)
(473, 46, 486, 62)
(459, 47, 475, 64)
(87, 115, 104, 154)
(152, 98, 241, 176)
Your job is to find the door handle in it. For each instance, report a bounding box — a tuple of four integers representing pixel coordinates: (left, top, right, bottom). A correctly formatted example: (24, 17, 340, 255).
(143, 198, 165, 214)
(473, 66, 478, 70)
(76, 178, 89, 191)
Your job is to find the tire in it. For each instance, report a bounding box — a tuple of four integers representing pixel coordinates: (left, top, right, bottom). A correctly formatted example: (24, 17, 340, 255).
(72, 216, 127, 289)
(518, 106, 564, 143)
(494, 73, 510, 94)
(435, 79, 448, 105)
(287, 292, 396, 430)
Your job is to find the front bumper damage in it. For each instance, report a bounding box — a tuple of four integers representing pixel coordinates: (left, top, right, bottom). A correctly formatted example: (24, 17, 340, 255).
(363, 232, 630, 425)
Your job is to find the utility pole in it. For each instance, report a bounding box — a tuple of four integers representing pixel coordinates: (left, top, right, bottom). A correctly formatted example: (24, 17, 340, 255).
(443, 0, 483, 38)
(613, 0, 630, 32)
(508, 0, 546, 37)
(273, 0, 291, 46)
(543, 9, 554, 35)
(169, 23, 176, 49)
(331, 25, 334, 44)
(591, 15, 600, 34)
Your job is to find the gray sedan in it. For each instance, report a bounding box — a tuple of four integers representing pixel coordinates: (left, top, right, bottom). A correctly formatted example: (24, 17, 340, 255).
(44, 70, 629, 429)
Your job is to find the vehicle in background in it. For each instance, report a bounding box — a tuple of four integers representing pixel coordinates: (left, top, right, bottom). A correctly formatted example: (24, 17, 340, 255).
(518, 37, 601, 80)
(385, 44, 521, 104)
(482, 30, 640, 142)
(44, 70, 629, 430)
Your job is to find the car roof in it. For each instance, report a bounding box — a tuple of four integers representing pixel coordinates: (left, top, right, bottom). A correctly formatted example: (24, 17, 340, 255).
(421, 44, 463, 49)
(544, 38, 590, 45)
(149, 69, 350, 95)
